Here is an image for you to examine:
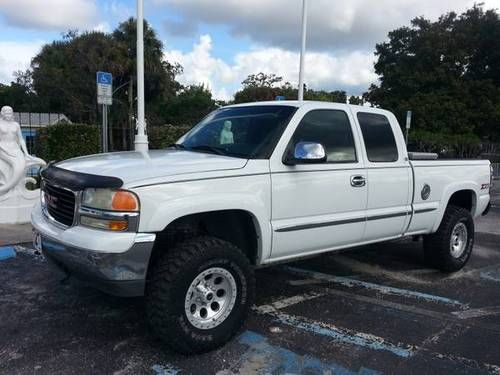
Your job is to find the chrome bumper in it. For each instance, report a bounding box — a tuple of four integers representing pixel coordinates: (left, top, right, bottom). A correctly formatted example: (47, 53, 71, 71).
(32, 201, 155, 297)
(40, 233, 155, 297)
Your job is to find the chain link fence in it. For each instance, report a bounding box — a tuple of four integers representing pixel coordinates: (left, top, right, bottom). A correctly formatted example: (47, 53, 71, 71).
(492, 163, 500, 179)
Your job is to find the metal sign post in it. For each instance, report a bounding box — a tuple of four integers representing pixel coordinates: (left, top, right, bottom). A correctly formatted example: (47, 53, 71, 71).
(405, 110, 412, 145)
(97, 71, 113, 152)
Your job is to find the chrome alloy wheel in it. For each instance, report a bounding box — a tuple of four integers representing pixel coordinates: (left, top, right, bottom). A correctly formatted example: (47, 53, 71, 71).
(450, 222, 468, 258)
(184, 267, 237, 330)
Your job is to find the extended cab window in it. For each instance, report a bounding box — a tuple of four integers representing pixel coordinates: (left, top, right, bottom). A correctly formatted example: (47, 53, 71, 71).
(357, 112, 398, 162)
(289, 110, 357, 163)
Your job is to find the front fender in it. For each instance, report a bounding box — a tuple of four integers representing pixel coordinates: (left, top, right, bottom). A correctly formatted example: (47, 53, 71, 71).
(134, 174, 272, 262)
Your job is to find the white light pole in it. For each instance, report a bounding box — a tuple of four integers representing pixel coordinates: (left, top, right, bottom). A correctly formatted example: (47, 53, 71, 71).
(135, 0, 149, 152)
(298, 0, 308, 101)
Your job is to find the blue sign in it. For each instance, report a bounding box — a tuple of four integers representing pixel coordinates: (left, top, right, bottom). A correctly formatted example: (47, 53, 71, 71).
(97, 71, 112, 86)
(97, 71, 113, 105)
(275, 96, 286, 101)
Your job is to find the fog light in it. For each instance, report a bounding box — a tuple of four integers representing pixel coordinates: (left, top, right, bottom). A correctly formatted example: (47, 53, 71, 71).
(80, 216, 128, 231)
(108, 220, 128, 231)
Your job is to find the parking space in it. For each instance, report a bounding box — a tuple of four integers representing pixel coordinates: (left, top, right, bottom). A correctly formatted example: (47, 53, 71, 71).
(1, 196, 499, 374)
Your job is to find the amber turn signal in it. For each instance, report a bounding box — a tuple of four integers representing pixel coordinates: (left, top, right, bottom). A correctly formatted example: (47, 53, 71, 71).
(112, 191, 138, 211)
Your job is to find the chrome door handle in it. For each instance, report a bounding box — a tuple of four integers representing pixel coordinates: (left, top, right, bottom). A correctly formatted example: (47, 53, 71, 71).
(350, 175, 366, 187)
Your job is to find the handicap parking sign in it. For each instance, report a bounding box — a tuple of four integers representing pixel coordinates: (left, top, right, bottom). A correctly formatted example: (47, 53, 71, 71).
(97, 71, 113, 105)
(97, 71, 112, 86)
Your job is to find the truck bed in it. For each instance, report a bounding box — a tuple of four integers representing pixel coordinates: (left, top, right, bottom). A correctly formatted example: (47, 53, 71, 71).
(406, 159, 491, 235)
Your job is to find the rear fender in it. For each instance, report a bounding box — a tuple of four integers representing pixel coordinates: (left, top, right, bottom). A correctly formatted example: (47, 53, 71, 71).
(432, 182, 479, 232)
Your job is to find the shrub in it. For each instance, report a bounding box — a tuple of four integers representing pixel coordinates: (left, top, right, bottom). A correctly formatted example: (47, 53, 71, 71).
(148, 124, 192, 149)
(35, 123, 100, 162)
(409, 130, 482, 159)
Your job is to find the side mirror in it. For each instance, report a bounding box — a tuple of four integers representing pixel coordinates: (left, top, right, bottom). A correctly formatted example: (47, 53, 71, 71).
(284, 141, 327, 165)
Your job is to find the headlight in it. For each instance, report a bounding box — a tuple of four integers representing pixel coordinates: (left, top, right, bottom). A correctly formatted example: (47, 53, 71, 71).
(79, 188, 139, 232)
(82, 188, 139, 212)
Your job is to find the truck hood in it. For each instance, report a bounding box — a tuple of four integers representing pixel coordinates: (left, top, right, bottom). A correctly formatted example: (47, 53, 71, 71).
(55, 150, 248, 185)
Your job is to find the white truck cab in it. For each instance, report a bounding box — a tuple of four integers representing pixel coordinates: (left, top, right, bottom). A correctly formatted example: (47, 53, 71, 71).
(32, 101, 492, 354)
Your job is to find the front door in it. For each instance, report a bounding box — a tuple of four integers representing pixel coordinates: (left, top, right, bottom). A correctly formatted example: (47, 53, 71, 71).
(269, 105, 367, 261)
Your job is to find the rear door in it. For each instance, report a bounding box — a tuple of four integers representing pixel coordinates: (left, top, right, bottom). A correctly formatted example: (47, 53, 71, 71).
(269, 104, 367, 260)
(351, 109, 412, 241)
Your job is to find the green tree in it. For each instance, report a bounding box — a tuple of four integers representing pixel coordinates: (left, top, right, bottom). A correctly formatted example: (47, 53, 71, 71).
(234, 73, 285, 103)
(234, 72, 347, 104)
(112, 19, 181, 126)
(0, 71, 44, 112)
(364, 5, 500, 154)
(31, 31, 127, 124)
(28, 20, 183, 150)
(161, 84, 216, 126)
(349, 96, 364, 105)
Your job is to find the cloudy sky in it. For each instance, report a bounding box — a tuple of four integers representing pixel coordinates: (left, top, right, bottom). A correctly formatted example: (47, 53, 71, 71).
(0, 0, 499, 100)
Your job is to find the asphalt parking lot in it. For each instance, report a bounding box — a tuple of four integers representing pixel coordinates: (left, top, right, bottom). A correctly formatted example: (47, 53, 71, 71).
(1, 190, 499, 375)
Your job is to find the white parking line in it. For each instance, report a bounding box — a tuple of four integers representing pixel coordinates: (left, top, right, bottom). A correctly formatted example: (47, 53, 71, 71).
(255, 295, 500, 373)
(254, 304, 415, 358)
(283, 266, 468, 308)
(452, 306, 500, 320)
(256, 291, 326, 313)
(320, 288, 500, 334)
(330, 255, 435, 284)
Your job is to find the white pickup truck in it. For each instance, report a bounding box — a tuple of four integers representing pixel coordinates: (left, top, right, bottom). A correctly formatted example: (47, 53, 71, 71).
(32, 101, 492, 354)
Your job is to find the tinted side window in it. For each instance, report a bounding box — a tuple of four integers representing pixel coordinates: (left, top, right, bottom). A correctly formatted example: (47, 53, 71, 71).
(290, 110, 357, 163)
(357, 113, 398, 162)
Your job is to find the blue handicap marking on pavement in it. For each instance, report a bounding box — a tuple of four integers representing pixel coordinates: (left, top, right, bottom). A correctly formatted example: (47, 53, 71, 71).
(151, 364, 179, 375)
(0, 246, 16, 261)
(238, 330, 380, 375)
(97, 71, 112, 85)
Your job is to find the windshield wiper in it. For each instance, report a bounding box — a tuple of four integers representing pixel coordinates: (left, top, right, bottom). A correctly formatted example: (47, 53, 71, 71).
(168, 143, 187, 150)
(188, 145, 227, 156)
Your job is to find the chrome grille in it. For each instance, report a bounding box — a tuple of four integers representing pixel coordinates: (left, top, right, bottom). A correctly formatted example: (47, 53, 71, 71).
(43, 182, 76, 226)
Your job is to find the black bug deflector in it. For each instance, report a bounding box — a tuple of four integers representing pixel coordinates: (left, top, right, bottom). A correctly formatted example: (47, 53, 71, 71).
(41, 164, 123, 190)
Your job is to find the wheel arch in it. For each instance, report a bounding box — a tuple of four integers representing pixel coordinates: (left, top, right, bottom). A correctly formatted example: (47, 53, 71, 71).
(432, 185, 478, 232)
(148, 209, 263, 275)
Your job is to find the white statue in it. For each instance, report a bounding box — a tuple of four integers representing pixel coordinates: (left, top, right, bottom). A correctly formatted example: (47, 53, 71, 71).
(0, 106, 46, 224)
(220, 120, 234, 145)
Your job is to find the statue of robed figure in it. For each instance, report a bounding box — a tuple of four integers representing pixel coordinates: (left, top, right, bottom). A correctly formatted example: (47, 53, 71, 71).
(0, 106, 46, 223)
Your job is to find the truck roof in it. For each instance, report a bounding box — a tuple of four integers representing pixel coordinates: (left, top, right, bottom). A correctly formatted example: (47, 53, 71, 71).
(225, 100, 370, 111)
(224, 100, 394, 118)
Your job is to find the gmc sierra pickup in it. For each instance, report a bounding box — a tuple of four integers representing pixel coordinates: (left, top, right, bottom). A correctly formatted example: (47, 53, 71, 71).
(32, 101, 492, 353)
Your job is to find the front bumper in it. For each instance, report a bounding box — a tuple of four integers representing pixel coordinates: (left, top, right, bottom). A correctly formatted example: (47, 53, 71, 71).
(32, 202, 155, 297)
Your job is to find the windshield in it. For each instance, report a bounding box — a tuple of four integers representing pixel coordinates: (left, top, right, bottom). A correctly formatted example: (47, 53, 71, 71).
(178, 105, 297, 159)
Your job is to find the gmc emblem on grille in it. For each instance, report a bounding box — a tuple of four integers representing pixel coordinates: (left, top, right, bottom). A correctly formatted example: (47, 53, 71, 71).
(45, 193, 58, 209)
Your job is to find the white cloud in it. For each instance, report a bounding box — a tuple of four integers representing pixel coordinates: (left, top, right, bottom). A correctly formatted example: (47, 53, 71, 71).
(104, 0, 133, 21)
(160, 0, 500, 100)
(93, 22, 111, 33)
(0, 0, 98, 30)
(0, 40, 44, 84)
(165, 35, 236, 100)
(156, 0, 500, 51)
(164, 35, 377, 101)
